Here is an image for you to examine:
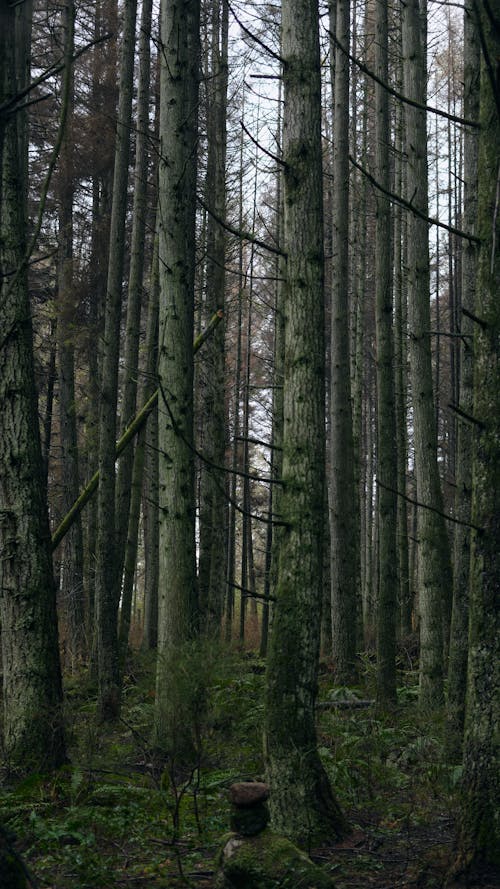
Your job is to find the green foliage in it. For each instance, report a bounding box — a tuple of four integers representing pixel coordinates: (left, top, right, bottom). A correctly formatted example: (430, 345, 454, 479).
(0, 652, 464, 887)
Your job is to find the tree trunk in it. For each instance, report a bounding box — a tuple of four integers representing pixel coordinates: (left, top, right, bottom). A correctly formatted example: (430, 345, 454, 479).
(0, 0, 66, 773)
(330, 0, 359, 683)
(445, 0, 480, 760)
(95, 0, 137, 720)
(56, 0, 86, 667)
(197, 0, 228, 633)
(114, 0, 153, 595)
(264, 0, 347, 845)
(155, 0, 200, 756)
(374, 0, 398, 707)
(454, 0, 500, 872)
(402, 0, 452, 709)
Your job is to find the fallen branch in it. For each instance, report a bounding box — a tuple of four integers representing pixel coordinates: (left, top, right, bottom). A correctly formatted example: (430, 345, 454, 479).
(51, 310, 223, 550)
(317, 700, 374, 710)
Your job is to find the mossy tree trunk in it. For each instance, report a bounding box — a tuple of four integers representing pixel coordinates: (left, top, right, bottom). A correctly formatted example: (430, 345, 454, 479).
(402, 0, 453, 709)
(155, 0, 200, 756)
(446, 0, 480, 759)
(114, 0, 153, 608)
(56, 0, 86, 666)
(197, 0, 228, 632)
(455, 0, 500, 872)
(374, 0, 398, 707)
(95, 0, 137, 720)
(264, 0, 347, 846)
(116, 0, 153, 654)
(0, 0, 66, 773)
(329, 0, 359, 683)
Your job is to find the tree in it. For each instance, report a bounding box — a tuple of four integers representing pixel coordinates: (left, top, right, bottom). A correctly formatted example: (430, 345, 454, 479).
(0, 0, 66, 773)
(56, 0, 86, 666)
(116, 0, 154, 654)
(402, 0, 453, 709)
(329, 0, 359, 683)
(446, 0, 480, 757)
(197, 0, 229, 632)
(264, 0, 346, 845)
(454, 0, 500, 873)
(155, 0, 201, 755)
(374, 0, 398, 706)
(95, 0, 137, 720)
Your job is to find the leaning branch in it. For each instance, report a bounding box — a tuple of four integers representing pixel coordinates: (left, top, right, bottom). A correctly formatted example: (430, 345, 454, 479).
(376, 479, 483, 534)
(348, 155, 481, 244)
(197, 196, 286, 257)
(327, 30, 480, 129)
(51, 311, 223, 550)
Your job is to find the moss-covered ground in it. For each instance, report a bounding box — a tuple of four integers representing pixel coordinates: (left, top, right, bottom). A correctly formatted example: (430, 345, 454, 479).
(0, 645, 497, 888)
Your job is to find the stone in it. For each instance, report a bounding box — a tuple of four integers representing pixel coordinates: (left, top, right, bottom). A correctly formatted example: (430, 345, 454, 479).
(229, 782, 270, 807)
(230, 802, 270, 836)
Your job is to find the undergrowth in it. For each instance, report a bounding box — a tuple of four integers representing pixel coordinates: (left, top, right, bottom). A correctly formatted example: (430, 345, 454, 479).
(0, 647, 464, 888)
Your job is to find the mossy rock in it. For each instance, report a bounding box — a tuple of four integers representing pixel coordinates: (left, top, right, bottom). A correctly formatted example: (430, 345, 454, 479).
(215, 830, 335, 888)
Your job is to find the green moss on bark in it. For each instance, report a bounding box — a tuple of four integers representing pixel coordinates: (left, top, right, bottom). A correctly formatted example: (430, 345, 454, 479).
(216, 831, 335, 888)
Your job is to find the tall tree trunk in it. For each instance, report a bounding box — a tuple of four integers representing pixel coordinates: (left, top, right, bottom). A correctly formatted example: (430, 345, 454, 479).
(454, 0, 500, 873)
(393, 29, 411, 638)
(330, 0, 359, 682)
(402, 0, 452, 709)
(142, 238, 160, 651)
(114, 0, 153, 595)
(56, 0, 86, 666)
(446, 0, 480, 759)
(262, 100, 285, 658)
(0, 0, 66, 773)
(264, 0, 347, 845)
(155, 0, 200, 756)
(197, 0, 228, 632)
(374, 0, 398, 706)
(95, 0, 137, 720)
(84, 0, 117, 653)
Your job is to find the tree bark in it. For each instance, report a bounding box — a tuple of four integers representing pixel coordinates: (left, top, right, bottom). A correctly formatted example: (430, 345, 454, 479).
(56, 0, 86, 666)
(374, 0, 398, 706)
(454, 0, 500, 872)
(0, 0, 66, 773)
(330, 0, 359, 683)
(114, 0, 153, 595)
(402, 0, 452, 709)
(155, 0, 201, 756)
(446, 0, 480, 759)
(95, 0, 137, 720)
(197, 0, 228, 633)
(264, 0, 347, 845)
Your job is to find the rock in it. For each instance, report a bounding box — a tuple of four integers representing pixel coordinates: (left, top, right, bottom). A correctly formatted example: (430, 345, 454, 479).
(230, 802, 270, 836)
(229, 782, 270, 807)
(215, 830, 336, 888)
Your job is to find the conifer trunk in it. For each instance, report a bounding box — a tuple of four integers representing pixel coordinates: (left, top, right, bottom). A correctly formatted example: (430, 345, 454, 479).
(95, 0, 137, 720)
(402, 0, 452, 709)
(155, 0, 200, 754)
(446, 0, 480, 758)
(374, 0, 398, 706)
(0, 0, 66, 772)
(264, 0, 346, 845)
(455, 0, 500, 870)
(330, 0, 358, 682)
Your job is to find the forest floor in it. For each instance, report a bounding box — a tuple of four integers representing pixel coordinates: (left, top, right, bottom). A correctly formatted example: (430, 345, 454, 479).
(1, 643, 498, 889)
